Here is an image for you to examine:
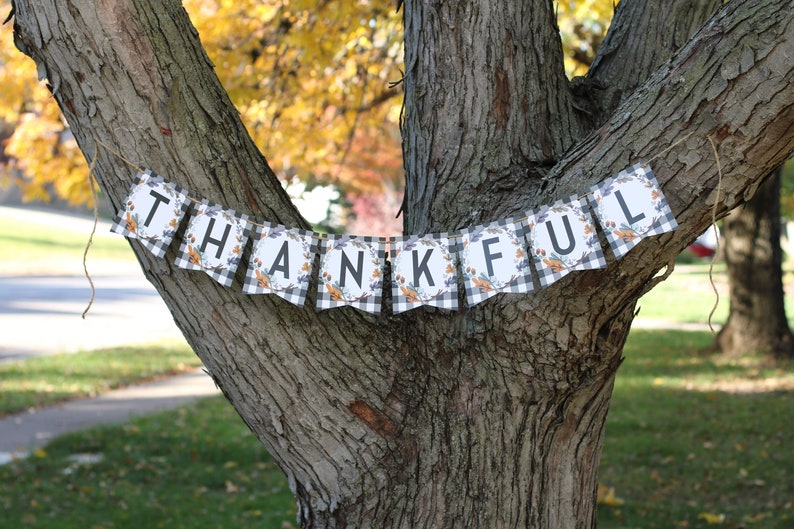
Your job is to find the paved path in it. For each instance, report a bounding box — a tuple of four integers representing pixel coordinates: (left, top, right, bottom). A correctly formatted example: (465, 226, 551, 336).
(0, 370, 220, 464)
(0, 206, 219, 464)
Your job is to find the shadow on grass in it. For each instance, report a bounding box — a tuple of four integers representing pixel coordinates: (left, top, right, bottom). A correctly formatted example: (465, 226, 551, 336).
(599, 329, 794, 529)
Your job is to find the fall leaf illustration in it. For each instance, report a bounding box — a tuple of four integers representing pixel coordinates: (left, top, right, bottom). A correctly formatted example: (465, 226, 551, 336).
(255, 269, 270, 289)
(326, 283, 345, 302)
(400, 285, 422, 303)
(187, 245, 202, 266)
(613, 228, 639, 242)
(472, 276, 495, 293)
(125, 212, 137, 233)
(542, 258, 566, 273)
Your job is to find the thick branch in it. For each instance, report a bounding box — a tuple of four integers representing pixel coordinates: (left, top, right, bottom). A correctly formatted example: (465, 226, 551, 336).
(586, 0, 724, 121)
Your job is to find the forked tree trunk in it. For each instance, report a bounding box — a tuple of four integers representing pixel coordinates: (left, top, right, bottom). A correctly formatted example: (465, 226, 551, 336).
(11, 0, 794, 527)
(715, 168, 794, 358)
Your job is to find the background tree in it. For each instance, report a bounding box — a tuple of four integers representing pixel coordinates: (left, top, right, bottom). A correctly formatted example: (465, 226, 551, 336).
(713, 166, 794, 358)
(8, 1, 794, 528)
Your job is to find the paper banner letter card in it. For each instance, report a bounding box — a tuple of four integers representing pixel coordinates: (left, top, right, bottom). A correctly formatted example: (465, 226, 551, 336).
(524, 195, 606, 288)
(111, 170, 190, 258)
(318, 235, 385, 314)
(243, 223, 318, 307)
(175, 200, 251, 288)
(390, 234, 458, 314)
(455, 219, 534, 307)
(589, 163, 678, 259)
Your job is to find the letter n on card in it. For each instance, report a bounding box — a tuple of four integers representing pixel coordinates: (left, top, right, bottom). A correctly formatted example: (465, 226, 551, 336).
(317, 235, 386, 314)
(454, 218, 533, 307)
(243, 222, 318, 307)
(110, 170, 190, 258)
(390, 234, 458, 314)
(589, 163, 678, 259)
(523, 196, 606, 288)
(175, 200, 251, 288)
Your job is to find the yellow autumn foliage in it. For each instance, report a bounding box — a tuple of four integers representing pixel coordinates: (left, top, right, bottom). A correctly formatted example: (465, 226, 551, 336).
(557, 0, 617, 77)
(0, 0, 615, 207)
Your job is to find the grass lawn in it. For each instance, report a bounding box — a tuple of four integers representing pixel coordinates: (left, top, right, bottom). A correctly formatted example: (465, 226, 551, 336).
(0, 212, 134, 274)
(2, 330, 792, 528)
(598, 330, 794, 529)
(0, 340, 202, 417)
(637, 262, 794, 326)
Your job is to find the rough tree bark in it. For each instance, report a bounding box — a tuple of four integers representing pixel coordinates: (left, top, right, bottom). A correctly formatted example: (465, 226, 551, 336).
(10, 0, 794, 527)
(714, 168, 794, 358)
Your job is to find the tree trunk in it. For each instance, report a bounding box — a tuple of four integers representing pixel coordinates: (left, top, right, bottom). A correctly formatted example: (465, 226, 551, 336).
(715, 168, 794, 358)
(10, 0, 794, 527)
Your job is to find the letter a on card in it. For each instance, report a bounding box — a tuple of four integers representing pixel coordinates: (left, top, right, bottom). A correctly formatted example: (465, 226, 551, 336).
(454, 218, 534, 307)
(588, 163, 678, 259)
(243, 222, 318, 307)
(317, 235, 386, 314)
(111, 170, 190, 258)
(175, 200, 251, 288)
(390, 234, 458, 313)
(523, 196, 606, 288)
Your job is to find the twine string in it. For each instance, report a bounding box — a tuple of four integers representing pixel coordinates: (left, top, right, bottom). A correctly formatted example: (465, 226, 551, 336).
(81, 142, 100, 319)
(706, 134, 724, 334)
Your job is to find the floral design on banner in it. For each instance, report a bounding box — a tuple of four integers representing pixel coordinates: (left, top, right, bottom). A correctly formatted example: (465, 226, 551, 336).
(175, 200, 251, 288)
(524, 195, 606, 288)
(588, 163, 678, 259)
(317, 235, 386, 314)
(243, 222, 318, 307)
(110, 170, 190, 258)
(454, 218, 534, 307)
(390, 234, 458, 313)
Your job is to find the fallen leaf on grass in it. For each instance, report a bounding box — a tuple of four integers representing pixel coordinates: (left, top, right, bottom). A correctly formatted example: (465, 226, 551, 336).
(697, 512, 726, 524)
(597, 484, 625, 506)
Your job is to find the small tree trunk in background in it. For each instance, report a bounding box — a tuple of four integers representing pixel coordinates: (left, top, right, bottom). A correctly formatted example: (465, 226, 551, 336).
(715, 168, 794, 359)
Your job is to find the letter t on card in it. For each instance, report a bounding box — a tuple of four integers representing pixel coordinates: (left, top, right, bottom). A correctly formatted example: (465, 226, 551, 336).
(110, 170, 190, 258)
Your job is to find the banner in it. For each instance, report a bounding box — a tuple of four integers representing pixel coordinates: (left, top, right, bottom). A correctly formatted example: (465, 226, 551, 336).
(317, 235, 386, 314)
(243, 222, 318, 307)
(111, 163, 677, 313)
(175, 200, 251, 288)
(110, 170, 190, 258)
(455, 218, 534, 307)
(524, 195, 606, 288)
(390, 234, 458, 313)
(589, 163, 678, 259)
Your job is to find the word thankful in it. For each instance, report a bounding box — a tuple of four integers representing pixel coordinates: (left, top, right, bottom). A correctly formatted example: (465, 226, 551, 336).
(111, 163, 677, 314)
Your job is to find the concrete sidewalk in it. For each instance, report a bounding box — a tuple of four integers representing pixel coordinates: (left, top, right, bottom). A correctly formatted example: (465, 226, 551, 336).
(0, 205, 220, 464)
(0, 370, 220, 464)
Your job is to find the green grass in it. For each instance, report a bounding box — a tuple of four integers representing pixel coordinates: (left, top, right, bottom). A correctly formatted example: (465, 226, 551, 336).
(598, 330, 794, 529)
(0, 340, 202, 417)
(637, 263, 794, 325)
(0, 397, 297, 529)
(1, 330, 792, 528)
(0, 213, 134, 274)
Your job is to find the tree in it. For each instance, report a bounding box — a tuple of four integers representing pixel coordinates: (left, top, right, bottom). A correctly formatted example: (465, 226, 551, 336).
(714, 166, 794, 358)
(9, 0, 794, 527)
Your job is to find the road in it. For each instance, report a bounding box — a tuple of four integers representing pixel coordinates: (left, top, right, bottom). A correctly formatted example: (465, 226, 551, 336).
(0, 206, 185, 362)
